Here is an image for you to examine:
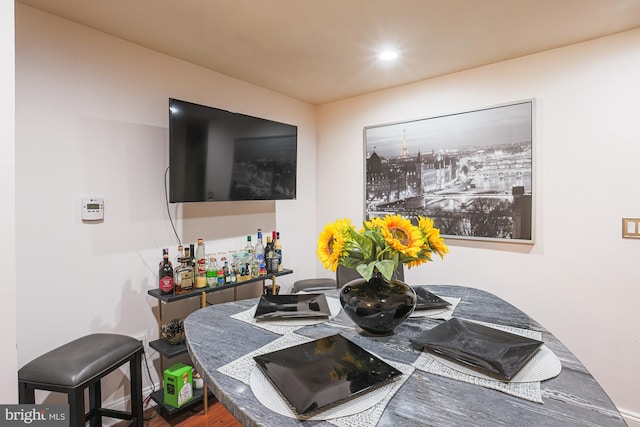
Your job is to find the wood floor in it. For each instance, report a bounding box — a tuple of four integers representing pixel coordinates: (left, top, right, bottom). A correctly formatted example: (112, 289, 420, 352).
(116, 399, 242, 427)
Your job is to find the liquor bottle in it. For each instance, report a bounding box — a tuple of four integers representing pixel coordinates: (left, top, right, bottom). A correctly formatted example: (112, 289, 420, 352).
(265, 236, 279, 274)
(223, 261, 231, 283)
(159, 248, 172, 267)
(264, 236, 273, 273)
(254, 228, 265, 275)
(217, 268, 224, 286)
(229, 265, 237, 283)
(175, 245, 184, 266)
(189, 243, 196, 268)
(244, 235, 254, 256)
(274, 231, 283, 272)
(159, 250, 174, 295)
(206, 255, 217, 287)
(174, 257, 194, 294)
(184, 246, 191, 264)
(195, 238, 207, 288)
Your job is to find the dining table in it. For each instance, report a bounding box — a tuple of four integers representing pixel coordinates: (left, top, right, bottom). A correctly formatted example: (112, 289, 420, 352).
(183, 285, 625, 426)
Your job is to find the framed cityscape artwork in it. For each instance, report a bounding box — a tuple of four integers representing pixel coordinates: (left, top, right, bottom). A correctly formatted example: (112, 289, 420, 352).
(364, 100, 534, 243)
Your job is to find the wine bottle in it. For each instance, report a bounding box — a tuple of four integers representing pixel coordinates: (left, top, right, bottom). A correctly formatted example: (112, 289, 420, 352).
(159, 250, 174, 295)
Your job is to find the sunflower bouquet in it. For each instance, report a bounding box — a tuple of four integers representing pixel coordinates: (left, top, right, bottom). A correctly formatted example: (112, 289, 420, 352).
(317, 214, 448, 282)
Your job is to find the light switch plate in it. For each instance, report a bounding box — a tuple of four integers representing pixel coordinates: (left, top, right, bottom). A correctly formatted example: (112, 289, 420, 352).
(622, 218, 640, 238)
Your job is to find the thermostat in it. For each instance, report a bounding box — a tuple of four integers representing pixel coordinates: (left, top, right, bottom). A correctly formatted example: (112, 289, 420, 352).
(82, 197, 104, 221)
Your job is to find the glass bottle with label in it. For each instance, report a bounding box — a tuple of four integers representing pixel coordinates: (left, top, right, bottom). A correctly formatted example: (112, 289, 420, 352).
(174, 257, 194, 294)
(159, 250, 174, 295)
(206, 255, 217, 287)
(189, 243, 196, 268)
(217, 268, 224, 286)
(223, 261, 230, 283)
(274, 231, 282, 271)
(195, 238, 207, 288)
(244, 235, 254, 258)
(254, 228, 265, 275)
(265, 236, 279, 274)
(175, 245, 184, 266)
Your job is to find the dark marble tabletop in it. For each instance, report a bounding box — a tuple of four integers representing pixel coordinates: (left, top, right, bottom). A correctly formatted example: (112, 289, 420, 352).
(184, 285, 625, 426)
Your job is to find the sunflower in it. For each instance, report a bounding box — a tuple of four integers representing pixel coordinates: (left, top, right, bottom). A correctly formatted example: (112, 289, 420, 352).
(316, 218, 352, 271)
(379, 214, 423, 258)
(417, 216, 449, 258)
(428, 228, 449, 259)
(317, 214, 448, 281)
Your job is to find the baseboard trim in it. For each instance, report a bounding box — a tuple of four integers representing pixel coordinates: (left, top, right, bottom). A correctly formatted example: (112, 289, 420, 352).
(621, 408, 640, 427)
(102, 382, 160, 426)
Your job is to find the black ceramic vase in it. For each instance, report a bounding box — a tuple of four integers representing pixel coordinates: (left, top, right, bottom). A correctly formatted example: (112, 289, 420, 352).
(339, 272, 417, 336)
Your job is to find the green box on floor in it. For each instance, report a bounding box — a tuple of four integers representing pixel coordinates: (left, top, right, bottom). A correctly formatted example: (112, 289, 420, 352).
(163, 362, 193, 408)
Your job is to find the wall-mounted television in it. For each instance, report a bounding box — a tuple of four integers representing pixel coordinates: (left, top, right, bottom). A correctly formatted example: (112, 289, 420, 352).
(169, 98, 297, 203)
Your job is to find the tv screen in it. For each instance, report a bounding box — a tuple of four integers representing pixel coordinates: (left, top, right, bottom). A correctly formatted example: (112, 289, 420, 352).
(169, 98, 297, 203)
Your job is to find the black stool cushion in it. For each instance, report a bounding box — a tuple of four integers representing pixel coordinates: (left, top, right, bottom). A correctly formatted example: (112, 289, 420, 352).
(18, 333, 143, 388)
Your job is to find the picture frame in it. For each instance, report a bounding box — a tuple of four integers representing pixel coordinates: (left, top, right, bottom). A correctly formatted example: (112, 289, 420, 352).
(364, 100, 534, 243)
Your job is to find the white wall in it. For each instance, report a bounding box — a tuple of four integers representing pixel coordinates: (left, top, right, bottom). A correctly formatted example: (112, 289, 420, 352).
(0, 0, 17, 404)
(316, 29, 640, 420)
(14, 4, 316, 404)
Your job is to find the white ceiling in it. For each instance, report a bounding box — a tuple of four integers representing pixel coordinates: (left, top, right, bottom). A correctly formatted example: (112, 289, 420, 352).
(17, 0, 640, 105)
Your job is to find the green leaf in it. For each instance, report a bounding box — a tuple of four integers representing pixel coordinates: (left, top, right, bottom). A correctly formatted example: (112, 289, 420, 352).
(364, 229, 386, 251)
(375, 259, 396, 281)
(356, 262, 376, 281)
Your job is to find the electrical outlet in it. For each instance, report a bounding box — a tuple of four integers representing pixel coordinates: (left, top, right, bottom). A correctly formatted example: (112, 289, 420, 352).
(132, 331, 148, 351)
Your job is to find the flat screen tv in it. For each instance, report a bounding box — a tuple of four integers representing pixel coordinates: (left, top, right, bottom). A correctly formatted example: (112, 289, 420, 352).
(169, 98, 297, 203)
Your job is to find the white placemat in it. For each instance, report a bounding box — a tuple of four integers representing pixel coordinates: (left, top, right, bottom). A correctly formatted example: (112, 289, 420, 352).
(410, 296, 460, 320)
(412, 319, 560, 403)
(250, 359, 414, 424)
(230, 296, 342, 335)
(432, 344, 561, 383)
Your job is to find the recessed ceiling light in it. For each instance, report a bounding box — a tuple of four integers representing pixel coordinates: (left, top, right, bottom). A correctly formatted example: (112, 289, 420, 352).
(379, 50, 398, 61)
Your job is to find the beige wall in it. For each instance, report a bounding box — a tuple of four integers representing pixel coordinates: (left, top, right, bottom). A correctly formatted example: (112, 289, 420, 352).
(316, 29, 640, 421)
(0, 0, 17, 404)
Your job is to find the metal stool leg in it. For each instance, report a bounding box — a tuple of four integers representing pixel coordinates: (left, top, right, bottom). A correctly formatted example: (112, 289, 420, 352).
(18, 382, 35, 404)
(89, 379, 101, 427)
(69, 386, 85, 427)
(130, 351, 143, 426)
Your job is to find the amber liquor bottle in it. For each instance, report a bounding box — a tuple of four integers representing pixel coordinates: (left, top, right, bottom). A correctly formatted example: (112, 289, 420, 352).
(174, 257, 194, 294)
(159, 250, 175, 295)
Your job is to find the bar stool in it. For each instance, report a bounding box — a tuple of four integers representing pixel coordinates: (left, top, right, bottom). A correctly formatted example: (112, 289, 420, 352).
(18, 333, 144, 427)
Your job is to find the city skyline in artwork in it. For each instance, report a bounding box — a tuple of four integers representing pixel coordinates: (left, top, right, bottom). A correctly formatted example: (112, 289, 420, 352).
(364, 100, 534, 242)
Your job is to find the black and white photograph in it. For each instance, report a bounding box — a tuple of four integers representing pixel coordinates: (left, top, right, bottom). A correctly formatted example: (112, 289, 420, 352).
(364, 100, 534, 242)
